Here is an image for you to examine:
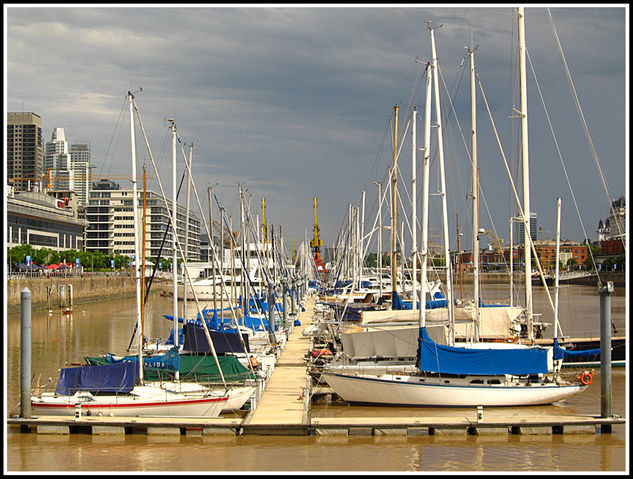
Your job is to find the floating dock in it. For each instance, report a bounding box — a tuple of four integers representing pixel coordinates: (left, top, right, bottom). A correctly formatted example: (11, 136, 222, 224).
(7, 295, 625, 437)
(7, 411, 625, 437)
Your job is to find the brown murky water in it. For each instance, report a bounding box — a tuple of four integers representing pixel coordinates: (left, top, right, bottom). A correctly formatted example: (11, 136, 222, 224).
(5, 284, 627, 472)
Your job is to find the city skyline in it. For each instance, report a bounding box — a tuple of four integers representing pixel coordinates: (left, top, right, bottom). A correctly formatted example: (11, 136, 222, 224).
(6, 5, 628, 252)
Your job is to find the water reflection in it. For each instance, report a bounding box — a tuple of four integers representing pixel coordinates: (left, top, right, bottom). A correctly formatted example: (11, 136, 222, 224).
(5, 287, 627, 472)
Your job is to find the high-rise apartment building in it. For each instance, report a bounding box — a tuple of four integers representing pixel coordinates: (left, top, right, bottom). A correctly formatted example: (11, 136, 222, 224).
(44, 127, 73, 191)
(69, 143, 93, 206)
(7, 112, 44, 192)
(85, 182, 201, 260)
(44, 127, 70, 170)
(518, 212, 537, 244)
(44, 128, 94, 207)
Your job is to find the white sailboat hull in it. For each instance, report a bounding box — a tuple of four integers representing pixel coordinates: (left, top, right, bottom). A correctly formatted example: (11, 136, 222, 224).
(157, 381, 257, 412)
(31, 386, 228, 417)
(322, 371, 587, 407)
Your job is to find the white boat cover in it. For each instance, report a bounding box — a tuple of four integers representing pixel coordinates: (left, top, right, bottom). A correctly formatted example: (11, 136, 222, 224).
(360, 305, 522, 340)
(340, 324, 446, 359)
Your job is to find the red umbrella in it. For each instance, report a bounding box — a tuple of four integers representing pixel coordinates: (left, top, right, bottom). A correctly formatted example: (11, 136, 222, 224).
(47, 263, 60, 270)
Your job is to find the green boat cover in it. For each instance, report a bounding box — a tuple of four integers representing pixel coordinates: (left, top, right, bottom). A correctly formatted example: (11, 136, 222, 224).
(85, 354, 253, 383)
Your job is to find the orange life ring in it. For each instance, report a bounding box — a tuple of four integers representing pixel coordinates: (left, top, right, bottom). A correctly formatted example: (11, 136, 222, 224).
(578, 371, 593, 386)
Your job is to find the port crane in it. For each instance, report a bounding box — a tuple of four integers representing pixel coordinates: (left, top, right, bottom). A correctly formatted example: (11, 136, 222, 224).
(479, 228, 505, 263)
(310, 196, 327, 279)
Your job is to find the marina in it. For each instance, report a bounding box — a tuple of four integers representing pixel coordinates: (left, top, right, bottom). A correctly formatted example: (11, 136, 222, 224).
(5, 281, 627, 472)
(6, 288, 626, 437)
(5, 5, 627, 474)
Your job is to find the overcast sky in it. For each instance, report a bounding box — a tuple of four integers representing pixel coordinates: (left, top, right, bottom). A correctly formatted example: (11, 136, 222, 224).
(5, 4, 628, 255)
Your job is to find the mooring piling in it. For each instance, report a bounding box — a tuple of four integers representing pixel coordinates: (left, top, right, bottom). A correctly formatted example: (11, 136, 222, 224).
(600, 281, 614, 433)
(20, 287, 32, 419)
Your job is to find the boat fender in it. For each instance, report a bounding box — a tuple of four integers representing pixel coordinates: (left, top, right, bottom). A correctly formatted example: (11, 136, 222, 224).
(249, 355, 259, 368)
(577, 370, 593, 386)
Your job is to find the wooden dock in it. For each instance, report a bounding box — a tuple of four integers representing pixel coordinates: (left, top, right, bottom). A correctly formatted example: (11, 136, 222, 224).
(6, 294, 626, 437)
(241, 295, 316, 435)
(7, 411, 624, 437)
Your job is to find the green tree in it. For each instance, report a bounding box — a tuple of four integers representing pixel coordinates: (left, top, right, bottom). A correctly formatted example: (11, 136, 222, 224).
(432, 257, 445, 267)
(364, 253, 377, 268)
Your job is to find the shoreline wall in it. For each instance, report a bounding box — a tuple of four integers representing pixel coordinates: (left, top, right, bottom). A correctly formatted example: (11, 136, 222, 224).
(6, 274, 159, 314)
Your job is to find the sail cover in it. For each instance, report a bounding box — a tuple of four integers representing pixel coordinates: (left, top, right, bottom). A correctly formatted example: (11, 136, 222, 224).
(553, 337, 601, 360)
(417, 327, 549, 375)
(56, 361, 137, 395)
(183, 323, 250, 353)
(84, 348, 180, 371)
(391, 291, 447, 311)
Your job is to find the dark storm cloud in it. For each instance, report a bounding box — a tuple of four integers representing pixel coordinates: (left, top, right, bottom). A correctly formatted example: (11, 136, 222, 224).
(5, 5, 627, 249)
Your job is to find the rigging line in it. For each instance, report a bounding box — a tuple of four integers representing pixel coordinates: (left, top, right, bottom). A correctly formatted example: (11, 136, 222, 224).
(437, 65, 472, 227)
(471, 73, 533, 304)
(438, 57, 468, 229)
(403, 62, 428, 127)
(438, 64, 501, 245)
(525, 47, 602, 283)
(508, 10, 521, 228)
(477, 75, 562, 337)
(133, 106, 228, 385)
(471, 73, 515, 243)
(547, 8, 624, 249)
(127, 153, 187, 350)
(97, 97, 128, 177)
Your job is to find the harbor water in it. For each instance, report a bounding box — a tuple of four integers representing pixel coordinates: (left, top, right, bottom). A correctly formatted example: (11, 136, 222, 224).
(5, 283, 628, 472)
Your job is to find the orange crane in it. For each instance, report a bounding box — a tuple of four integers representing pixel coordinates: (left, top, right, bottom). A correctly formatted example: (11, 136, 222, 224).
(310, 196, 327, 279)
(9, 170, 154, 191)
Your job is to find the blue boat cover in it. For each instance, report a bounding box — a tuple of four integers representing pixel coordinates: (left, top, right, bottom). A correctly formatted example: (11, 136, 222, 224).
(183, 323, 250, 353)
(165, 313, 278, 333)
(417, 327, 549, 375)
(56, 361, 137, 395)
(553, 337, 601, 360)
(392, 291, 448, 311)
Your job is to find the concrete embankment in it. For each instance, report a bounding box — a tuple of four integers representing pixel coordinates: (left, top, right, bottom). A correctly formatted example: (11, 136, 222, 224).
(439, 271, 624, 287)
(6, 275, 164, 314)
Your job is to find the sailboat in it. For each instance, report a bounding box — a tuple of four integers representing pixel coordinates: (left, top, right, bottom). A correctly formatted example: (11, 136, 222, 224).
(31, 92, 229, 417)
(323, 10, 589, 407)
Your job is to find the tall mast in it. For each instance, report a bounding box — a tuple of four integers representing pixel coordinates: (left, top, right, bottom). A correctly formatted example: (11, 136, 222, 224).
(469, 45, 481, 341)
(183, 143, 193, 319)
(169, 118, 179, 371)
(554, 197, 562, 340)
(430, 25, 454, 336)
(411, 108, 418, 313)
(390, 104, 399, 300)
(420, 64, 432, 329)
(376, 181, 383, 299)
(518, 6, 534, 342)
(360, 190, 366, 289)
(128, 92, 143, 384)
(209, 186, 217, 313)
(141, 164, 147, 340)
(240, 186, 247, 317)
